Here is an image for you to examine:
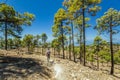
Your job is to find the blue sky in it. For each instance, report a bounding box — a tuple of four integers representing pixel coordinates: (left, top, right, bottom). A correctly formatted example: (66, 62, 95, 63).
(6, 0, 120, 43)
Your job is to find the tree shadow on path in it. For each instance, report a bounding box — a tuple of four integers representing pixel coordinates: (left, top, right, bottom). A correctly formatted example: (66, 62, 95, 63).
(0, 55, 52, 80)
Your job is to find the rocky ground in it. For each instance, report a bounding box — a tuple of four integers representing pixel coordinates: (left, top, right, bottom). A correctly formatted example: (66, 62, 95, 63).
(0, 49, 120, 80)
(53, 58, 119, 80)
(0, 50, 53, 80)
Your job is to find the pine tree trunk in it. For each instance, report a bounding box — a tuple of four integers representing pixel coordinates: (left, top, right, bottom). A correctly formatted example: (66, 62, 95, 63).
(71, 21, 75, 62)
(110, 16, 114, 75)
(69, 36, 71, 60)
(97, 42, 100, 70)
(61, 21, 65, 59)
(82, 0, 86, 66)
(79, 25, 83, 64)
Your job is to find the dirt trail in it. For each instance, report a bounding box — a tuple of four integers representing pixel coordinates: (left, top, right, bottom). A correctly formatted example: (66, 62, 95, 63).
(0, 50, 119, 80)
(0, 50, 53, 80)
(51, 57, 119, 80)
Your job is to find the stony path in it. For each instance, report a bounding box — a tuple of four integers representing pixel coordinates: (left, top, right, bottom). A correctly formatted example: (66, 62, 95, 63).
(0, 50, 119, 80)
(51, 58, 119, 80)
(0, 50, 53, 80)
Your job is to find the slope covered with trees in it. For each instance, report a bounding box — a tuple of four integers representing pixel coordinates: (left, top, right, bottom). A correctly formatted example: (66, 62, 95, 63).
(52, 0, 120, 76)
(0, 0, 120, 80)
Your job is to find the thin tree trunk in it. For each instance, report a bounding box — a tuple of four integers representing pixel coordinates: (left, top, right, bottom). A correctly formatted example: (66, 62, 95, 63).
(80, 45, 82, 64)
(82, 0, 86, 66)
(71, 21, 75, 62)
(61, 21, 65, 59)
(65, 45, 68, 59)
(67, 46, 69, 59)
(69, 36, 71, 60)
(110, 16, 114, 75)
(97, 42, 100, 70)
(79, 25, 83, 64)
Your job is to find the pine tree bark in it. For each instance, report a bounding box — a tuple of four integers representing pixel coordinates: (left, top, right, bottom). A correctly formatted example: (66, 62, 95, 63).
(110, 16, 114, 75)
(71, 21, 75, 62)
(61, 21, 65, 59)
(82, 0, 86, 66)
(80, 27, 83, 64)
(97, 41, 100, 70)
(69, 36, 71, 60)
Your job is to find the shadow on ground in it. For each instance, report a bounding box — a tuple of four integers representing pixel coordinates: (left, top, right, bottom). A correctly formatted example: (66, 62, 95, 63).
(0, 55, 52, 80)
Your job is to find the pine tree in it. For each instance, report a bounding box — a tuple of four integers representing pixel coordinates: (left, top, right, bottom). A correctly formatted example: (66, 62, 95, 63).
(95, 8, 120, 75)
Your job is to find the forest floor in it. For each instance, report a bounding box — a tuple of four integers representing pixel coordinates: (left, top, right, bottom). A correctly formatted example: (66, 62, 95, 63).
(0, 49, 120, 80)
